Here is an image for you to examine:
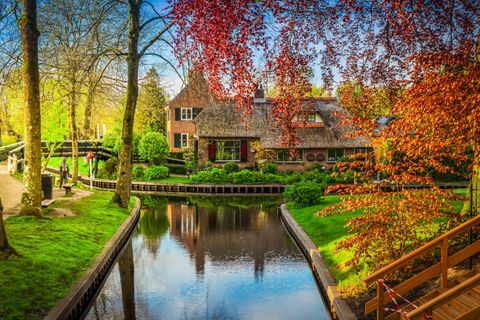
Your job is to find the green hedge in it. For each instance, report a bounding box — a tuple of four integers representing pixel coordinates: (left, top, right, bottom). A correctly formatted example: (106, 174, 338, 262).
(284, 181, 324, 208)
(144, 165, 170, 180)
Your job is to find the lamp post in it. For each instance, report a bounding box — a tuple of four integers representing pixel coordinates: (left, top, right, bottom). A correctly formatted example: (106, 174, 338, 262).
(87, 151, 95, 190)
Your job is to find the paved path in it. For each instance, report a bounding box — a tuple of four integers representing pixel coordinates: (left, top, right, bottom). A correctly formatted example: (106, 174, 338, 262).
(0, 161, 23, 215)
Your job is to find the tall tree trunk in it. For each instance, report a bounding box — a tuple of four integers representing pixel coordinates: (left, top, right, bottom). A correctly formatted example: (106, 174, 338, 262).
(83, 88, 94, 139)
(113, 0, 140, 208)
(0, 198, 16, 258)
(68, 72, 79, 184)
(19, 0, 42, 217)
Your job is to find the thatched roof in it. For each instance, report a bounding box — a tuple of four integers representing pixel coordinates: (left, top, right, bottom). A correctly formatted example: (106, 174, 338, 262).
(194, 98, 370, 148)
(168, 74, 213, 108)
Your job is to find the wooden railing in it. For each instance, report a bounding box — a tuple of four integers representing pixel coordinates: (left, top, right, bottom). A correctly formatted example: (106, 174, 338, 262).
(364, 214, 480, 319)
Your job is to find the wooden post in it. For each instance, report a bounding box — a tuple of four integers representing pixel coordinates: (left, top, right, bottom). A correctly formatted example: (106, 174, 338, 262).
(425, 308, 433, 320)
(441, 238, 449, 288)
(377, 279, 385, 320)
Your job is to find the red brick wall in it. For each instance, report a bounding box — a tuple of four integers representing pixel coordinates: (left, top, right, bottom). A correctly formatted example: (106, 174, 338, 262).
(167, 76, 212, 153)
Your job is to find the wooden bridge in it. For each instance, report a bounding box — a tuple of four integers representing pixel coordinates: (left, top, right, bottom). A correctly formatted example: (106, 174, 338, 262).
(2, 140, 112, 160)
(365, 181, 480, 320)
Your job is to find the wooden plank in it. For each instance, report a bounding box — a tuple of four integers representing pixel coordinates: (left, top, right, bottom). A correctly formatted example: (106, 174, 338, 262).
(448, 240, 480, 268)
(407, 273, 480, 319)
(458, 304, 480, 320)
(365, 262, 442, 314)
(441, 238, 449, 288)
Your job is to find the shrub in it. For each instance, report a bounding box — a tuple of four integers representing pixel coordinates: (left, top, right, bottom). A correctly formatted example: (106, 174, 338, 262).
(191, 168, 228, 184)
(104, 157, 119, 176)
(284, 181, 323, 208)
(262, 163, 278, 175)
(230, 169, 255, 183)
(165, 163, 188, 175)
(279, 173, 303, 185)
(144, 165, 170, 180)
(263, 173, 281, 183)
(139, 132, 169, 163)
(223, 162, 240, 174)
(303, 170, 327, 183)
(311, 162, 324, 172)
(132, 165, 145, 178)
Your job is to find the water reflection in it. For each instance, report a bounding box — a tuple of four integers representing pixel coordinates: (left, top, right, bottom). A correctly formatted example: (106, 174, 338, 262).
(85, 197, 329, 320)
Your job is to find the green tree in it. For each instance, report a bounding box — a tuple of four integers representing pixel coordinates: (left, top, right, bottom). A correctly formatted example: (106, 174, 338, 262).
(136, 67, 168, 135)
(113, 0, 172, 208)
(19, 0, 42, 216)
(138, 132, 169, 164)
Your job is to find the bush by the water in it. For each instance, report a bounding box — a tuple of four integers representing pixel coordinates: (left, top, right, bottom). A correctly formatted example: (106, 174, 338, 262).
(230, 170, 257, 183)
(191, 168, 229, 184)
(284, 181, 324, 208)
(132, 165, 145, 178)
(223, 162, 240, 174)
(144, 165, 170, 180)
(262, 163, 278, 175)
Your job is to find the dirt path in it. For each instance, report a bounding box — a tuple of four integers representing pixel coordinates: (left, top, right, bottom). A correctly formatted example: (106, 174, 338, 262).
(0, 161, 23, 216)
(1, 161, 94, 218)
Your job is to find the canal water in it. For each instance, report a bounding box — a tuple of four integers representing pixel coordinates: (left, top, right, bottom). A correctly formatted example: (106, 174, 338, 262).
(85, 196, 330, 320)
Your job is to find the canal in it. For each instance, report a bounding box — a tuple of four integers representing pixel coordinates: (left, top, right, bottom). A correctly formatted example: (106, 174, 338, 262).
(85, 196, 330, 320)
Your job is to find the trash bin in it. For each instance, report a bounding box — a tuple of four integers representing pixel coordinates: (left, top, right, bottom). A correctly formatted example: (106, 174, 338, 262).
(42, 173, 53, 200)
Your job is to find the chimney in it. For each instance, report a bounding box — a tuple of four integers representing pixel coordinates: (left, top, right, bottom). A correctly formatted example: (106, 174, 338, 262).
(254, 83, 266, 103)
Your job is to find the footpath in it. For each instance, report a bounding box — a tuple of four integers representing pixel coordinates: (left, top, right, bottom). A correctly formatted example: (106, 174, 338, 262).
(0, 161, 93, 219)
(0, 161, 23, 216)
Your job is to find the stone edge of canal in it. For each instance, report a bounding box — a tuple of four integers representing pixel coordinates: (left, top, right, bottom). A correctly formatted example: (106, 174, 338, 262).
(279, 204, 358, 320)
(44, 197, 141, 320)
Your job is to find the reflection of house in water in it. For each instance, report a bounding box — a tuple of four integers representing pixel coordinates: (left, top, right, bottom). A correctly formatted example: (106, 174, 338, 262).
(166, 202, 295, 280)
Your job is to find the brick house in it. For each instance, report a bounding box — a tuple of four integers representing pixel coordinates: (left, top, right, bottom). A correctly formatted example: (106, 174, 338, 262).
(166, 75, 212, 153)
(193, 96, 372, 171)
(167, 80, 372, 170)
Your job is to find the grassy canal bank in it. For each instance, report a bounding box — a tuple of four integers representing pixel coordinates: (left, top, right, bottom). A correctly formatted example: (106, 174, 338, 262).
(287, 190, 468, 297)
(0, 191, 133, 320)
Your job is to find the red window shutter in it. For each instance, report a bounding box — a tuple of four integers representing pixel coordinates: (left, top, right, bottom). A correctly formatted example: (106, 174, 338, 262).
(240, 140, 248, 162)
(208, 143, 216, 162)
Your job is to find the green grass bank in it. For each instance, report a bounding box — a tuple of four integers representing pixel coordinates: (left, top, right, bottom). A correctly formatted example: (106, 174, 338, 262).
(0, 191, 133, 319)
(287, 190, 468, 295)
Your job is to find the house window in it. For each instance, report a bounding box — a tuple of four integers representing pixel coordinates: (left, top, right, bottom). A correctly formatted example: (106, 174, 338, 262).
(181, 108, 193, 120)
(327, 148, 345, 162)
(181, 133, 188, 147)
(293, 113, 318, 123)
(215, 140, 241, 161)
(307, 113, 316, 122)
(276, 149, 303, 162)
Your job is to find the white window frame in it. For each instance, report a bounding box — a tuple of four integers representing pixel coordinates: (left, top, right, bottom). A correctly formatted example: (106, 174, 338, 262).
(181, 133, 189, 148)
(214, 140, 241, 162)
(181, 108, 193, 120)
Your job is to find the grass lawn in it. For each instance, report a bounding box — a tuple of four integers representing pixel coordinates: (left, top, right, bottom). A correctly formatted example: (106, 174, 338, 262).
(0, 191, 134, 319)
(287, 190, 468, 295)
(48, 157, 104, 177)
(287, 196, 367, 293)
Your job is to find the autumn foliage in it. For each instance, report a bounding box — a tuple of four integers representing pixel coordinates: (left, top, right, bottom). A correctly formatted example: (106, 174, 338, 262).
(171, 0, 479, 279)
(319, 188, 465, 271)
